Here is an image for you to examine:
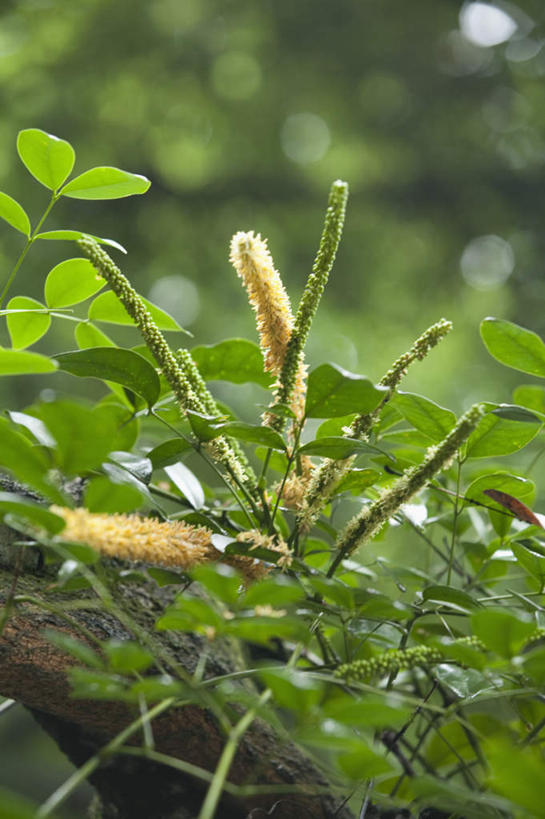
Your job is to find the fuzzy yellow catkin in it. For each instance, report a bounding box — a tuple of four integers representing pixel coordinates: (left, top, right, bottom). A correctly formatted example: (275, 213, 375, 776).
(229, 230, 307, 418)
(51, 507, 267, 582)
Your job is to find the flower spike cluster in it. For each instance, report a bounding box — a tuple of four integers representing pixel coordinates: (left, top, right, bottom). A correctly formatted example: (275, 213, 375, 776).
(78, 237, 257, 495)
(299, 319, 453, 529)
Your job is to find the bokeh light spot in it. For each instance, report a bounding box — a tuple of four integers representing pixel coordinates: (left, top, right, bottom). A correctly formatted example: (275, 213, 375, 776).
(281, 113, 330, 164)
(148, 275, 200, 326)
(460, 235, 514, 290)
(211, 52, 261, 100)
(459, 2, 517, 47)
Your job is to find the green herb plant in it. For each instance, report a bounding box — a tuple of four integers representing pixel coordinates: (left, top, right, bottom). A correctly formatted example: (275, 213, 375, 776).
(2, 129, 545, 818)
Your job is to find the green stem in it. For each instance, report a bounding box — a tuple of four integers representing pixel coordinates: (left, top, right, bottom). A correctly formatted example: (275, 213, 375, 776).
(0, 192, 57, 308)
(36, 697, 175, 818)
(447, 458, 463, 586)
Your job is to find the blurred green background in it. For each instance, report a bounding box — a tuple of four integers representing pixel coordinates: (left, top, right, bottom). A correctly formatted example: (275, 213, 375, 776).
(1, 0, 545, 811)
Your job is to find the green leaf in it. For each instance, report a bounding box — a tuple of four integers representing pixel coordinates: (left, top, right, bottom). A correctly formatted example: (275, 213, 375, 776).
(464, 410, 541, 459)
(323, 694, 411, 729)
(7, 410, 55, 446)
(104, 639, 153, 673)
(336, 739, 394, 780)
(0, 419, 64, 503)
(391, 391, 456, 442)
(45, 630, 103, 669)
(335, 468, 381, 495)
(75, 321, 116, 348)
(190, 338, 273, 387)
(422, 585, 480, 613)
(0, 348, 57, 375)
(213, 421, 287, 451)
(305, 363, 386, 418)
(0, 491, 65, 533)
(68, 668, 127, 700)
(89, 290, 184, 332)
(0, 191, 31, 236)
(298, 436, 379, 459)
(0, 785, 41, 819)
(316, 414, 356, 438)
(491, 403, 543, 423)
(187, 410, 225, 442)
(164, 462, 205, 509)
(471, 608, 534, 658)
(258, 667, 323, 712)
(17, 128, 75, 191)
(481, 317, 545, 377)
(512, 384, 545, 415)
(241, 575, 305, 608)
(511, 542, 545, 587)
(38, 400, 118, 475)
(56, 347, 160, 408)
(464, 472, 535, 537)
(35, 229, 127, 254)
(60, 166, 150, 199)
(147, 438, 192, 470)
(487, 740, 545, 816)
(6, 297, 51, 349)
(44, 258, 106, 308)
(83, 476, 143, 514)
(192, 563, 241, 605)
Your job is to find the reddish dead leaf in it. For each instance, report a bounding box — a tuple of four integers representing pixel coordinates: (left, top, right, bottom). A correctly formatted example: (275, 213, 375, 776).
(483, 489, 544, 530)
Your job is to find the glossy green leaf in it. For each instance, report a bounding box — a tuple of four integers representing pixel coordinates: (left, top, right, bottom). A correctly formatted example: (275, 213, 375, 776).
(108, 451, 152, 485)
(75, 321, 116, 349)
(101, 462, 155, 507)
(422, 585, 480, 613)
(83, 476, 143, 514)
(305, 363, 386, 418)
(60, 166, 150, 199)
(464, 409, 541, 459)
(481, 317, 545, 377)
(0, 491, 65, 533)
(0, 191, 30, 236)
(147, 438, 192, 469)
(0, 419, 63, 503)
(190, 338, 273, 387)
(511, 542, 545, 587)
(213, 421, 287, 451)
(187, 410, 224, 442)
(56, 347, 160, 408)
(6, 297, 51, 349)
(88, 290, 183, 331)
(164, 462, 205, 509)
(0, 347, 57, 375)
(44, 258, 106, 308)
(491, 403, 543, 423)
(35, 229, 127, 254)
(471, 608, 534, 658)
(391, 391, 456, 442)
(298, 436, 379, 459)
(7, 410, 55, 446)
(38, 400, 118, 475)
(17, 128, 75, 191)
(464, 472, 535, 537)
(104, 639, 153, 673)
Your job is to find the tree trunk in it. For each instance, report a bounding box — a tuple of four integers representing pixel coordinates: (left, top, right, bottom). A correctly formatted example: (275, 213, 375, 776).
(0, 520, 354, 819)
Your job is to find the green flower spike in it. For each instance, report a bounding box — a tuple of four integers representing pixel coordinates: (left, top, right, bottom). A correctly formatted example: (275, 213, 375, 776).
(330, 402, 485, 573)
(78, 237, 257, 492)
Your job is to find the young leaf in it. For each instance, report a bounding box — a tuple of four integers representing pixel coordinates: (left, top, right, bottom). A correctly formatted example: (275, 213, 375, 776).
(75, 321, 116, 349)
(55, 347, 160, 408)
(6, 297, 51, 349)
(164, 462, 205, 509)
(36, 230, 127, 254)
(44, 258, 106, 308)
(481, 317, 545, 377)
(190, 339, 273, 387)
(0, 348, 57, 375)
(17, 129, 75, 191)
(391, 391, 456, 442)
(60, 166, 150, 199)
(305, 363, 387, 418)
(88, 290, 184, 332)
(0, 191, 31, 236)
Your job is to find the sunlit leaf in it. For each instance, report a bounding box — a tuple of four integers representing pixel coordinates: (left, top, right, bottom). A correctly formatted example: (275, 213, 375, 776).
(89, 290, 184, 332)
(75, 321, 116, 349)
(0, 191, 30, 236)
(481, 317, 545, 377)
(36, 229, 127, 254)
(0, 348, 57, 375)
(305, 363, 386, 418)
(17, 128, 75, 191)
(45, 258, 106, 307)
(6, 297, 51, 349)
(60, 166, 150, 199)
(190, 339, 273, 387)
(464, 409, 541, 459)
(391, 391, 456, 442)
(38, 400, 118, 475)
(164, 462, 205, 509)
